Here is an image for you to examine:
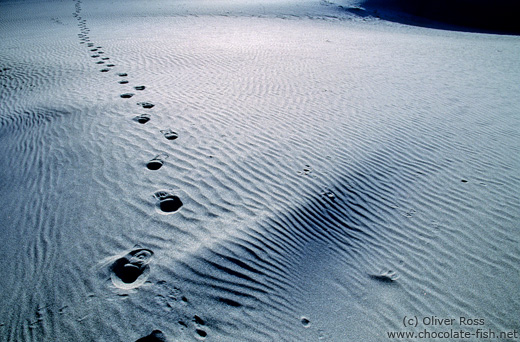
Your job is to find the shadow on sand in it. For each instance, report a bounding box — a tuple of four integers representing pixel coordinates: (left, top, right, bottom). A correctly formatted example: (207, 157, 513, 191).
(357, 0, 520, 34)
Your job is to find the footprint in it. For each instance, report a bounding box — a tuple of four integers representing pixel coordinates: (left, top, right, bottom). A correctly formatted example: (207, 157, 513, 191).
(96, 61, 104, 64)
(100, 68, 110, 72)
(134, 85, 146, 91)
(91, 54, 100, 58)
(195, 329, 207, 340)
(135, 330, 166, 342)
(90, 48, 98, 52)
(147, 153, 168, 171)
(137, 101, 154, 109)
(154, 281, 188, 311)
(297, 165, 312, 176)
(120, 93, 135, 99)
(133, 114, 151, 124)
(101, 57, 110, 60)
(320, 189, 336, 200)
(193, 315, 205, 325)
(160, 129, 178, 140)
(107, 64, 115, 67)
(110, 248, 154, 289)
(193, 315, 207, 340)
(117, 72, 128, 77)
(369, 270, 399, 283)
(301, 316, 311, 328)
(119, 80, 129, 84)
(154, 190, 183, 214)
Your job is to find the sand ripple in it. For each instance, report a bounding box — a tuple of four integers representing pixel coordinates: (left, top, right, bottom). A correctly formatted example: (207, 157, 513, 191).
(0, 1, 519, 341)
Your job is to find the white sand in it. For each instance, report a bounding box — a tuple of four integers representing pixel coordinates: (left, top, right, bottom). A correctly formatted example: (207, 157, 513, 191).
(1, 0, 519, 341)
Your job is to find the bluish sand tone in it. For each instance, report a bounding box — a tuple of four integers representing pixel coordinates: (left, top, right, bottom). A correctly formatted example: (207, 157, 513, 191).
(1, 0, 519, 341)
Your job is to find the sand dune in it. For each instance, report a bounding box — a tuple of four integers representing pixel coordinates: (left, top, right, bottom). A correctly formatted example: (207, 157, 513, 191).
(1, 0, 519, 341)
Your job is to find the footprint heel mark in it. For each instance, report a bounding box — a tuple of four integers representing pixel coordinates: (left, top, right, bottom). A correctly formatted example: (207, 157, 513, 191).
(110, 248, 154, 289)
(120, 93, 135, 99)
(160, 129, 178, 140)
(137, 101, 154, 109)
(147, 153, 168, 171)
(154, 190, 183, 214)
(133, 114, 151, 124)
(135, 330, 166, 342)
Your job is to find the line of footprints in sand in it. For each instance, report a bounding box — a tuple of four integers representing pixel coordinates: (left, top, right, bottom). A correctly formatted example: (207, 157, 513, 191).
(72, 1, 208, 341)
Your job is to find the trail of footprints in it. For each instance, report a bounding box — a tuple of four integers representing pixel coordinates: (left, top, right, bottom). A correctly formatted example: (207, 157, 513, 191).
(70, 1, 387, 340)
(72, 1, 203, 341)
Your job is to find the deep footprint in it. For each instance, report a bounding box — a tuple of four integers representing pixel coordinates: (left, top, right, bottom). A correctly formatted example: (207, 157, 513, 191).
(195, 329, 207, 340)
(160, 129, 178, 140)
(135, 330, 166, 342)
(193, 315, 205, 326)
(301, 316, 311, 328)
(154, 190, 183, 213)
(133, 114, 150, 124)
(137, 101, 154, 109)
(110, 248, 154, 289)
(147, 154, 168, 170)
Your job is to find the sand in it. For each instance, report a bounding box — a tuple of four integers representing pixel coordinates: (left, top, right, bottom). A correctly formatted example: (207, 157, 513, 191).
(1, 0, 519, 341)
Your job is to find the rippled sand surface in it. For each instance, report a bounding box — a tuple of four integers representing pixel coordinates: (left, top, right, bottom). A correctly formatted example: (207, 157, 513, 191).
(1, 0, 519, 341)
